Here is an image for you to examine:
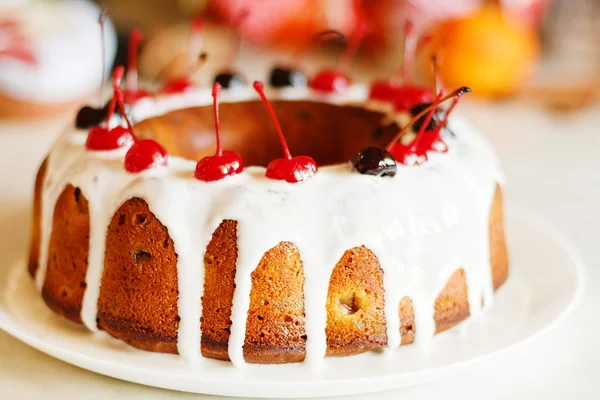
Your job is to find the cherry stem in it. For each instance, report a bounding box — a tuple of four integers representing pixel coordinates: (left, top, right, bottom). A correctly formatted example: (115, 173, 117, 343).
(126, 28, 143, 95)
(98, 9, 107, 106)
(253, 81, 291, 160)
(188, 18, 205, 77)
(385, 86, 471, 151)
(401, 20, 417, 84)
(436, 96, 462, 134)
(212, 82, 222, 157)
(105, 66, 124, 128)
(191, 52, 208, 78)
(230, 9, 249, 69)
(337, 20, 367, 74)
(431, 55, 440, 97)
(412, 92, 443, 149)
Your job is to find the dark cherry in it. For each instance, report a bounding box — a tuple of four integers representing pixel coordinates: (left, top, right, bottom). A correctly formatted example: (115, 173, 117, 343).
(75, 101, 130, 129)
(124, 139, 168, 173)
(214, 72, 246, 89)
(85, 67, 136, 151)
(350, 146, 397, 177)
(76, 104, 108, 129)
(195, 82, 244, 181)
(309, 69, 351, 93)
(253, 81, 317, 183)
(269, 67, 307, 88)
(410, 102, 440, 132)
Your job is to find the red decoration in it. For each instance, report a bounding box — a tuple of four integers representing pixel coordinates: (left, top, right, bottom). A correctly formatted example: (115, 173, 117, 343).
(253, 81, 317, 183)
(387, 86, 471, 165)
(162, 18, 205, 94)
(195, 82, 244, 181)
(368, 20, 431, 108)
(124, 28, 151, 103)
(85, 67, 135, 151)
(124, 139, 168, 173)
(309, 19, 369, 93)
(0, 19, 36, 65)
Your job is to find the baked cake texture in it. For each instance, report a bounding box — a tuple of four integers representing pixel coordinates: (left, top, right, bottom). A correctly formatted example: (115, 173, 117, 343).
(29, 83, 507, 365)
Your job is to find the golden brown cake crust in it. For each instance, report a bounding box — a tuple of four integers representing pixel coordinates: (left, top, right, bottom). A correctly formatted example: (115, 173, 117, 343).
(96, 197, 180, 354)
(326, 246, 387, 355)
(41, 185, 90, 323)
(201, 220, 237, 360)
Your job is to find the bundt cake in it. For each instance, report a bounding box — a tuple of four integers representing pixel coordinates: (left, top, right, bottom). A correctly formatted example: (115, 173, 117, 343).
(28, 19, 507, 364)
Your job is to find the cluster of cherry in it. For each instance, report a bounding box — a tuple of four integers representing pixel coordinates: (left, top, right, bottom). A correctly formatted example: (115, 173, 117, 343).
(75, 16, 470, 183)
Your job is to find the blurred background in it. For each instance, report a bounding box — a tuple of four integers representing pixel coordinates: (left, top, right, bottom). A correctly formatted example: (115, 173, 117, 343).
(1, 0, 600, 122)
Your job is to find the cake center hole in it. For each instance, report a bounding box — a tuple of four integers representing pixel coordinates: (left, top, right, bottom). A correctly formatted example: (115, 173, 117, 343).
(134, 100, 400, 167)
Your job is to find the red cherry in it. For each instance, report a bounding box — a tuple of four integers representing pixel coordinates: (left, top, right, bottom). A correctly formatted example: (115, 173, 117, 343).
(195, 82, 244, 181)
(253, 81, 317, 183)
(86, 125, 135, 151)
(124, 139, 168, 173)
(264, 155, 318, 182)
(124, 88, 152, 103)
(162, 78, 195, 94)
(309, 19, 368, 93)
(389, 92, 441, 165)
(309, 69, 351, 93)
(124, 28, 151, 103)
(86, 66, 135, 151)
(386, 86, 471, 165)
(369, 23, 436, 108)
(161, 18, 205, 95)
(394, 86, 434, 112)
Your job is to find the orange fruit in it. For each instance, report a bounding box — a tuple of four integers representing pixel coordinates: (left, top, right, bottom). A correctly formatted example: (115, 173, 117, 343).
(428, 4, 539, 98)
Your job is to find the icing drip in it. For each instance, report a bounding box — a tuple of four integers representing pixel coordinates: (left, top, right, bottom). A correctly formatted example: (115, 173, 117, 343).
(35, 84, 502, 366)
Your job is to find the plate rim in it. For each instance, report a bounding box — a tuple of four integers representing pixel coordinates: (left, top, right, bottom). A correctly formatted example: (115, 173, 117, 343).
(0, 208, 586, 398)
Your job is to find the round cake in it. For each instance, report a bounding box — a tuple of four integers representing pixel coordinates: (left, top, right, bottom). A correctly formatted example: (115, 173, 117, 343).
(28, 44, 508, 365)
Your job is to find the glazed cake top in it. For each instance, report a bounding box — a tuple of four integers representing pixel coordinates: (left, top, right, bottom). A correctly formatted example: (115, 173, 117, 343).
(36, 83, 503, 366)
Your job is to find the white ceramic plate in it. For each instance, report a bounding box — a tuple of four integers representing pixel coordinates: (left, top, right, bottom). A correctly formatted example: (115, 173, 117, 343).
(0, 210, 584, 398)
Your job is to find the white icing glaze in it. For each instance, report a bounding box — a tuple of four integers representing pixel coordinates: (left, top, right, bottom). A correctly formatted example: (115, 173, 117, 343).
(35, 84, 502, 367)
(0, 0, 117, 103)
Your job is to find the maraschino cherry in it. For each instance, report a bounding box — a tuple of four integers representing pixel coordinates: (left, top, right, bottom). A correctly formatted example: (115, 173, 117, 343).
(253, 81, 317, 183)
(309, 20, 369, 93)
(124, 28, 151, 103)
(124, 139, 168, 173)
(85, 66, 135, 151)
(369, 21, 432, 110)
(194, 82, 244, 181)
(386, 86, 471, 166)
(162, 18, 205, 94)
